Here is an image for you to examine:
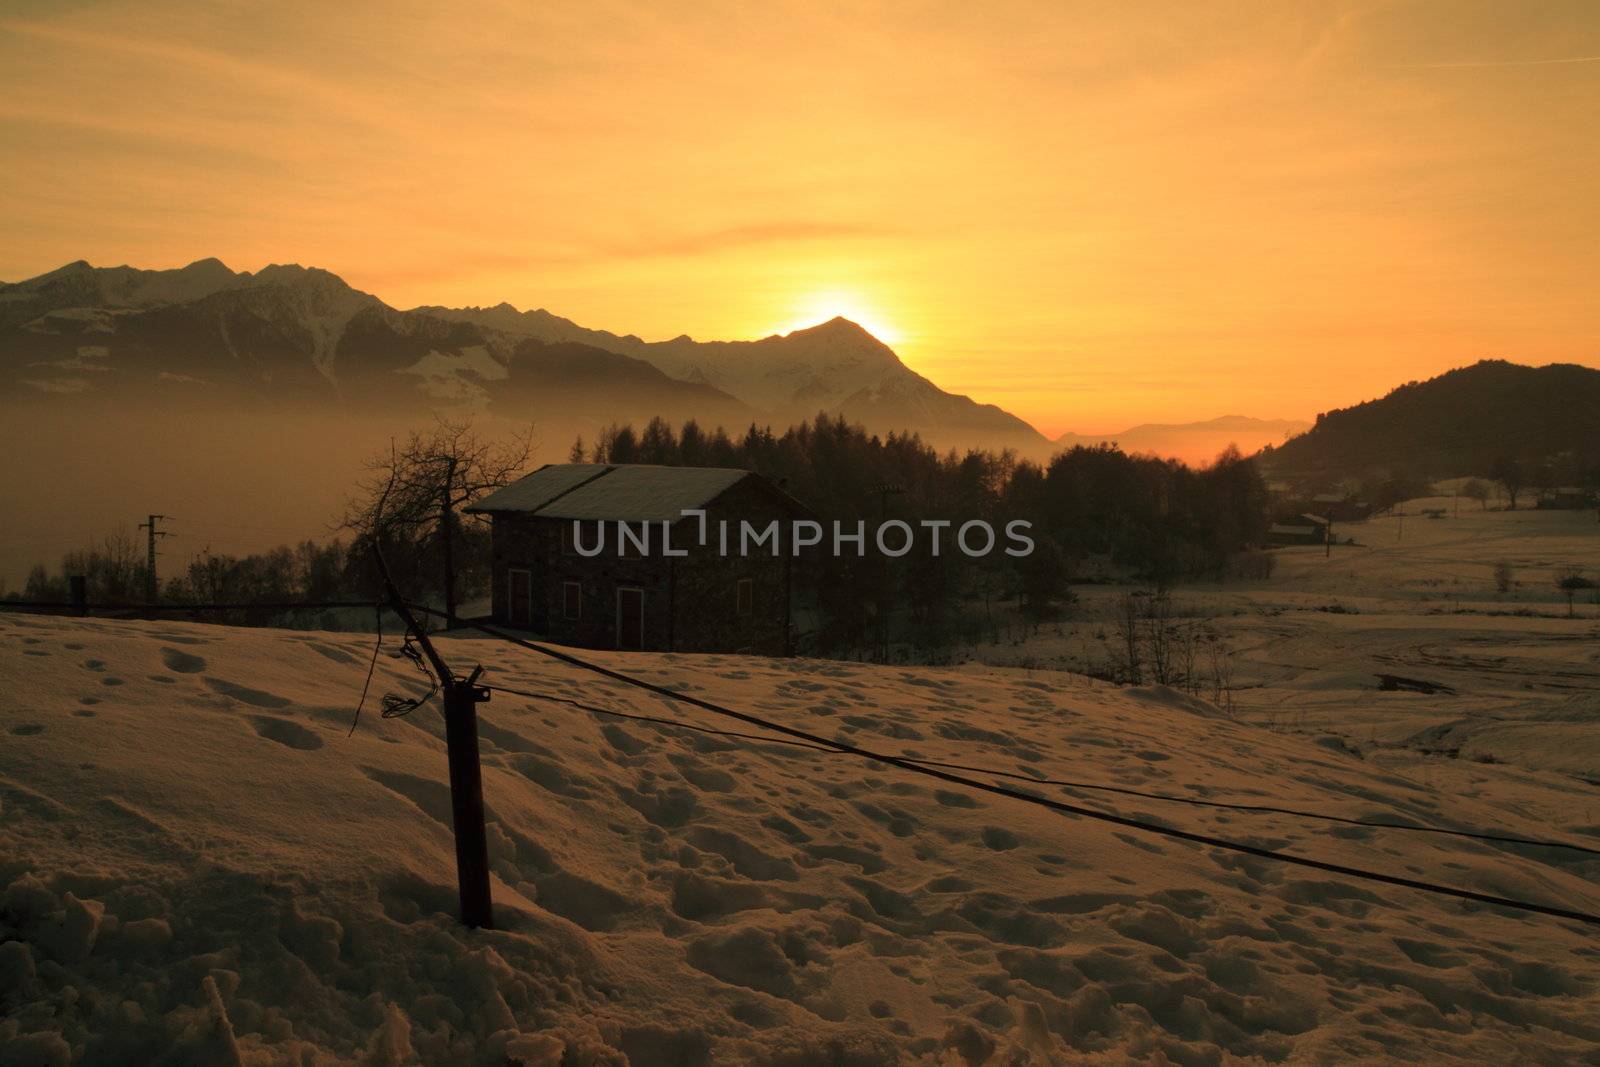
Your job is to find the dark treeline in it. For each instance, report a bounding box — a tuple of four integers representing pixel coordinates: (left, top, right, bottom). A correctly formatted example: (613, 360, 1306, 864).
(16, 529, 486, 627)
(583, 414, 1271, 655)
(14, 414, 1270, 652)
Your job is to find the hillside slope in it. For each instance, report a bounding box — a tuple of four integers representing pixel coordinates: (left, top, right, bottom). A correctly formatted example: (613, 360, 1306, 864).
(1, 615, 1596, 1064)
(1260, 360, 1600, 485)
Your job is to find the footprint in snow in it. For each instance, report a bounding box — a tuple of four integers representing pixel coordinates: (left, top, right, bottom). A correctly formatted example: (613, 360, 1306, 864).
(204, 677, 291, 708)
(160, 647, 207, 674)
(248, 716, 324, 751)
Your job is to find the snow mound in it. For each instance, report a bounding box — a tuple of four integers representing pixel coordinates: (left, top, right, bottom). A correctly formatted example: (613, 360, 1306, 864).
(1, 614, 1596, 1064)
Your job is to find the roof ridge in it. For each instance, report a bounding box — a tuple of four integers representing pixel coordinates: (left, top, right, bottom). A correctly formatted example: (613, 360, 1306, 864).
(530, 464, 616, 516)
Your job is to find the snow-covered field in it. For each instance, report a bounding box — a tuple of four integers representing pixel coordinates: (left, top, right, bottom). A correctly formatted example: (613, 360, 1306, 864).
(972, 499, 1600, 783)
(2, 586, 1597, 1063)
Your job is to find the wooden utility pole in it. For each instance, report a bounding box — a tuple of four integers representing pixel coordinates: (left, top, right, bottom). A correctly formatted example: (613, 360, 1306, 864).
(371, 543, 493, 929)
(137, 515, 169, 603)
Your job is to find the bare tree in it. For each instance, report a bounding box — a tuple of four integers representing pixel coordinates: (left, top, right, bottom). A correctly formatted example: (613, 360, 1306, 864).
(343, 418, 534, 624)
(1461, 479, 1491, 510)
(1204, 630, 1237, 715)
(1143, 593, 1175, 685)
(1114, 593, 1143, 684)
(1556, 565, 1596, 618)
(1490, 456, 1524, 510)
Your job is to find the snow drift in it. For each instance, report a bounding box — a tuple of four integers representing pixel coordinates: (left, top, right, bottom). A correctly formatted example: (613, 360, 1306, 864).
(1, 613, 1596, 1064)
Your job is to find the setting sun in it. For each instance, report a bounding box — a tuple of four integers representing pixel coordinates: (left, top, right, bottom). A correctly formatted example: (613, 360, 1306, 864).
(774, 289, 905, 347)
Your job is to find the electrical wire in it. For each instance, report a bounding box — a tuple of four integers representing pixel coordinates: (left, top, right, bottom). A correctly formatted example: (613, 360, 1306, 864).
(481, 679, 1600, 858)
(348, 604, 385, 737)
(467, 621, 1600, 927)
(380, 630, 439, 719)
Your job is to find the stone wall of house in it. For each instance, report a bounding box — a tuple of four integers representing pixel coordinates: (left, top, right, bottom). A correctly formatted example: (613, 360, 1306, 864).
(491, 514, 673, 647)
(487, 515, 547, 629)
(485, 476, 801, 654)
(671, 479, 793, 655)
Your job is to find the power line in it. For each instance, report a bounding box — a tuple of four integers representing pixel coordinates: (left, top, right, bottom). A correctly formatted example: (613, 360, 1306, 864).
(348, 605, 385, 737)
(482, 681, 1600, 856)
(467, 622, 1600, 927)
(0, 599, 382, 612)
(484, 682, 838, 753)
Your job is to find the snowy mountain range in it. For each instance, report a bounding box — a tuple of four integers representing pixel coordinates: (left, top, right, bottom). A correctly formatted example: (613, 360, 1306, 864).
(0, 258, 1042, 448)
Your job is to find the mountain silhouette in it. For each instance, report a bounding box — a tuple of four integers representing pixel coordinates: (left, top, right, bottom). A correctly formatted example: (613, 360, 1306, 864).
(1259, 359, 1600, 484)
(3, 259, 1040, 447)
(419, 305, 1045, 447)
(1055, 415, 1310, 466)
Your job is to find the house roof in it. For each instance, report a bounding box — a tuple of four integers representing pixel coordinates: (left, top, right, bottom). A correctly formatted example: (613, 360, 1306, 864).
(465, 463, 612, 514)
(467, 463, 789, 522)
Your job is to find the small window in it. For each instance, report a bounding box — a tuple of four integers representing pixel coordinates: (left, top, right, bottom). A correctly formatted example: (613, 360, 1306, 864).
(563, 580, 582, 620)
(736, 577, 754, 616)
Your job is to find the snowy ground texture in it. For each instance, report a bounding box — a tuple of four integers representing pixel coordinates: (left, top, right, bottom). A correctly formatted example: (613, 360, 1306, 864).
(2, 606, 1599, 1063)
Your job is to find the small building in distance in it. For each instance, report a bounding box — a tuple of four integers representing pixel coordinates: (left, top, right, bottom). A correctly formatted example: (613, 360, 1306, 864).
(1267, 514, 1329, 546)
(1308, 492, 1373, 522)
(1536, 486, 1598, 510)
(466, 463, 808, 654)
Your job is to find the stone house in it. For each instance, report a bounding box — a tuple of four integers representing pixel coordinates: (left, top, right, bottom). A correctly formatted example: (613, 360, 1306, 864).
(1267, 514, 1329, 546)
(466, 463, 808, 654)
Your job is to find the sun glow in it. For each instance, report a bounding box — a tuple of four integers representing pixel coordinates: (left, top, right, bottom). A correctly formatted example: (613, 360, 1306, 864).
(775, 290, 904, 347)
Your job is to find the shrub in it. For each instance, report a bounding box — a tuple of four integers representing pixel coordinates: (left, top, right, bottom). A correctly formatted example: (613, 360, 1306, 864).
(1493, 560, 1514, 594)
(1226, 550, 1276, 581)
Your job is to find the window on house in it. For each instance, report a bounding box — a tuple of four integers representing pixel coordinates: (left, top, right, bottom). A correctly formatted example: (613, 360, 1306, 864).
(563, 580, 582, 620)
(736, 577, 753, 616)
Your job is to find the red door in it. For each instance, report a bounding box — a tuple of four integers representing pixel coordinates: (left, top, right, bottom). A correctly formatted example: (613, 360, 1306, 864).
(616, 587, 644, 649)
(508, 569, 532, 626)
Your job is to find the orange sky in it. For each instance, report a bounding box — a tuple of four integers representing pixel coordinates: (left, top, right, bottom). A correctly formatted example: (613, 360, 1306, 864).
(2, 1, 1597, 435)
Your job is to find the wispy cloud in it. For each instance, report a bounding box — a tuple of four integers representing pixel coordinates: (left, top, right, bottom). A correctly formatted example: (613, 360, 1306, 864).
(1400, 54, 1600, 69)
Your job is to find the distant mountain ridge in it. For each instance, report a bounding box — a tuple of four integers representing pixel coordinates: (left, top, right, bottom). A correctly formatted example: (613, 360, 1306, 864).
(0, 258, 1043, 448)
(1055, 415, 1310, 466)
(419, 304, 1043, 446)
(1259, 359, 1600, 485)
